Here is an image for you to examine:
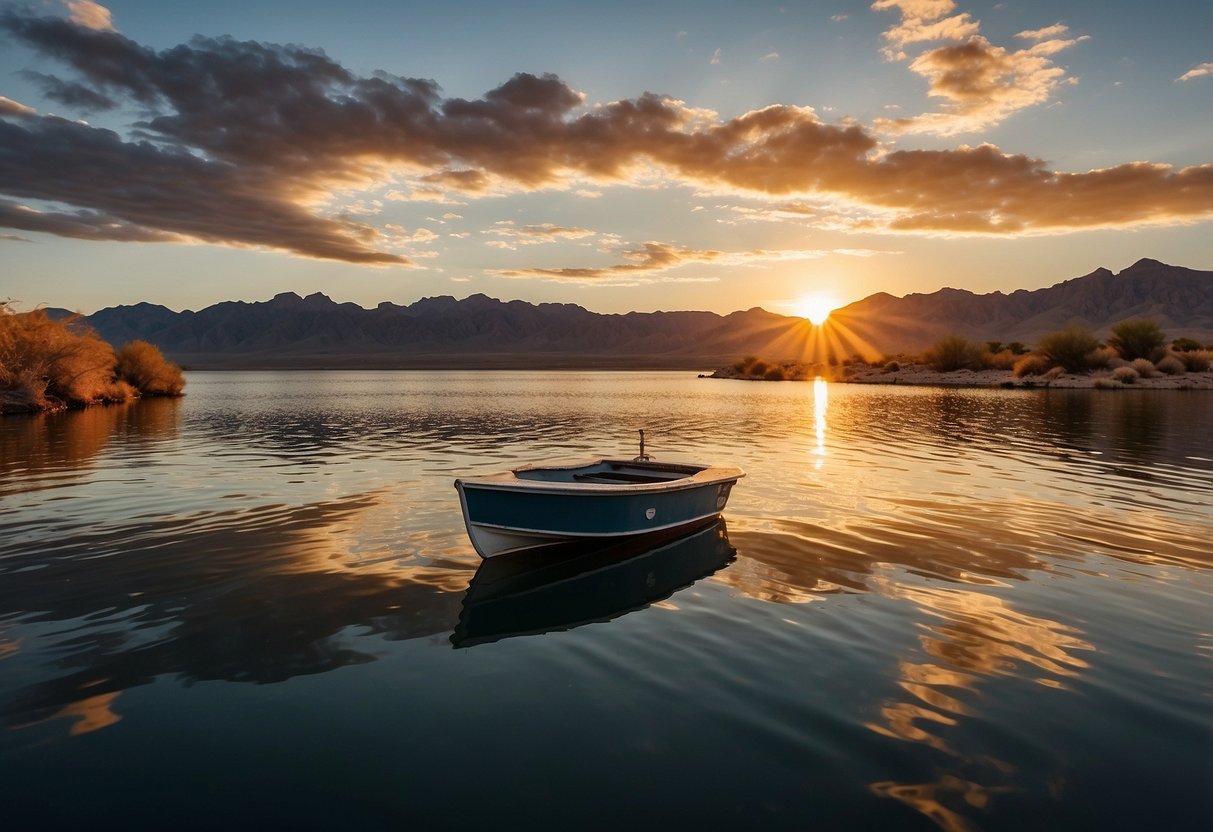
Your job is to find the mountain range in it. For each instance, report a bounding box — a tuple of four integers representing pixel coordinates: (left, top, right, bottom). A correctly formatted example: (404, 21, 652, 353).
(66, 258, 1213, 369)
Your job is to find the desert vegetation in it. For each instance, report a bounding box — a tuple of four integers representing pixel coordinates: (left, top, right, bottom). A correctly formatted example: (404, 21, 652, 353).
(711, 319, 1212, 389)
(1, 304, 184, 414)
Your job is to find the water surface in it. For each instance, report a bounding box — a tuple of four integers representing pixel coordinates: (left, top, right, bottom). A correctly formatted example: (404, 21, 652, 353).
(1, 371, 1210, 830)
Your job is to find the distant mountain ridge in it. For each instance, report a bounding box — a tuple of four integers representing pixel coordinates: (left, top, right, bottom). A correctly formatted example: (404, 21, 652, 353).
(70, 258, 1213, 368)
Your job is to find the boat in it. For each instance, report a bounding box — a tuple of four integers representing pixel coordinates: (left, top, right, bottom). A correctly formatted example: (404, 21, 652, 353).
(454, 434, 744, 559)
(451, 519, 736, 647)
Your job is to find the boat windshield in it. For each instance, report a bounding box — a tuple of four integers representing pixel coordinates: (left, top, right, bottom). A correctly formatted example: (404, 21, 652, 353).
(515, 461, 696, 485)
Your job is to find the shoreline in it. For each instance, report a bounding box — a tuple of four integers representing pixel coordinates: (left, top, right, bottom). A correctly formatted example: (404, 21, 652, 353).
(712, 362, 1213, 390)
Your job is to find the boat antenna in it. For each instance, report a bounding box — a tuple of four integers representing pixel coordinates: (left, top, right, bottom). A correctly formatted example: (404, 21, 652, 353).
(635, 429, 651, 461)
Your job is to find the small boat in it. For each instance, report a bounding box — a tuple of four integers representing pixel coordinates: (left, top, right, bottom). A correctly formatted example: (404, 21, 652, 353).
(452, 519, 736, 647)
(454, 433, 744, 559)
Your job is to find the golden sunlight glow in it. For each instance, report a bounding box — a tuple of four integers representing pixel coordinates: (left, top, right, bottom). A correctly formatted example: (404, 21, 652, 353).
(794, 293, 839, 325)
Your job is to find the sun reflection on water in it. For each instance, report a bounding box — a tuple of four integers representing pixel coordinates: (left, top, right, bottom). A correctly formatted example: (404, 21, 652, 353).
(811, 377, 828, 468)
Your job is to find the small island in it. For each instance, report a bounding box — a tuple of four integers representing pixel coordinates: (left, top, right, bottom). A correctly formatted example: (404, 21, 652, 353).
(710, 321, 1213, 390)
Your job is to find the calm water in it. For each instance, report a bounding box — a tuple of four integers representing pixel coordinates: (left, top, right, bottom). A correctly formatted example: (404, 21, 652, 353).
(1, 371, 1210, 830)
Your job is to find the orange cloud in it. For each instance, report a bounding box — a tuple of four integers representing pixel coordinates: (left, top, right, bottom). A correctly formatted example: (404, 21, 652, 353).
(1177, 62, 1213, 82)
(65, 0, 114, 32)
(873, 2, 1086, 134)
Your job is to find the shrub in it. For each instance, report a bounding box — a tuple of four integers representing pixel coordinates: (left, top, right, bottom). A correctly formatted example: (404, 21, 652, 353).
(1006, 342, 1028, 356)
(1156, 355, 1184, 375)
(750, 360, 768, 377)
(1013, 354, 1052, 377)
(763, 366, 785, 381)
(986, 341, 1004, 354)
(1129, 358, 1156, 378)
(986, 349, 1018, 370)
(1171, 337, 1204, 353)
(882, 361, 900, 373)
(1044, 366, 1065, 381)
(1108, 319, 1165, 361)
(1092, 377, 1122, 389)
(0, 307, 125, 410)
(1037, 325, 1099, 373)
(925, 335, 987, 372)
(1175, 349, 1212, 372)
(116, 340, 186, 396)
(1112, 366, 1139, 383)
(1086, 346, 1117, 369)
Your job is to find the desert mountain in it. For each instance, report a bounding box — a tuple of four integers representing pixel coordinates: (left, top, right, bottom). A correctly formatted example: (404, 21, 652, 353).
(76, 259, 1212, 368)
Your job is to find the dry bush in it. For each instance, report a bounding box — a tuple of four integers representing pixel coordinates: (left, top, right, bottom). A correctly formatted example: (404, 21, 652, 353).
(1112, 366, 1139, 383)
(1171, 337, 1204, 353)
(925, 335, 987, 372)
(1037, 325, 1099, 373)
(1, 307, 125, 410)
(986, 349, 1018, 370)
(882, 360, 900, 373)
(1129, 358, 1156, 378)
(1086, 346, 1117, 369)
(1013, 354, 1052, 377)
(1092, 377, 1122, 389)
(116, 340, 186, 396)
(1108, 319, 1166, 361)
(1044, 366, 1065, 381)
(1175, 349, 1211, 372)
(763, 365, 785, 381)
(1155, 355, 1185, 375)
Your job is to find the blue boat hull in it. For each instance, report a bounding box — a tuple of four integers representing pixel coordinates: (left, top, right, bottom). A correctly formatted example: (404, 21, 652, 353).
(454, 459, 743, 558)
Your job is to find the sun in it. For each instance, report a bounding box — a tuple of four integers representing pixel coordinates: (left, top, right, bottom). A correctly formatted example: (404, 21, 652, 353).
(793, 293, 839, 325)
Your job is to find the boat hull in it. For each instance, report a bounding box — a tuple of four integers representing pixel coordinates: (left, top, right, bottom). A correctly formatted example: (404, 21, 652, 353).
(455, 459, 742, 558)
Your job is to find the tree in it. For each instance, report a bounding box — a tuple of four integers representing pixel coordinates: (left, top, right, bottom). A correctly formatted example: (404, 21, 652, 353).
(1108, 319, 1165, 361)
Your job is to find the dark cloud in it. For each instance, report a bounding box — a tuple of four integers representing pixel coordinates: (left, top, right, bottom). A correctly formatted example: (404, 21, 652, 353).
(20, 70, 116, 111)
(0, 6, 1210, 264)
(0, 114, 407, 263)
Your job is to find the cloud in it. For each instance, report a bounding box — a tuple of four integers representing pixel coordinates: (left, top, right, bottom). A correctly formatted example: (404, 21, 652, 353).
(491, 241, 833, 283)
(831, 14, 849, 22)
(0, 112, 409, 263)
(1016, 23, 1070, 41)
(876, 35, 1085, 135)
(872, 0, 979, 59)
(1176, 62, 1213, 82)
(0, 5, 1209, 261)
(65, 1, 114, 32)
(0, 96, 36, 116)
(710, 48, 722, 65)
(759, 51, 780, 62)
(484, 222, 596, 246)
(872, 1, 1085, 133)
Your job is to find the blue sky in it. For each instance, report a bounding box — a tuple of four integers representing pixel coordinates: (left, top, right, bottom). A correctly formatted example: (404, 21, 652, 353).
(1, 0, 1210, 316)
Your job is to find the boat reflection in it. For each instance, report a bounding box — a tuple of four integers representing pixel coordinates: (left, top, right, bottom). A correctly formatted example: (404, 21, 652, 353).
(452, 519, 736, 648)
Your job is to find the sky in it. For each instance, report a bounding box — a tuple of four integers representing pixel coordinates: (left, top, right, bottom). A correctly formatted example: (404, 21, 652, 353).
(1, 0, 1211, 317)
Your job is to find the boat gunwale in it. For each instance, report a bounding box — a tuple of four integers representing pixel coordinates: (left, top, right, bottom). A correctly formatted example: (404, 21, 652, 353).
(455, 458, 745, 495)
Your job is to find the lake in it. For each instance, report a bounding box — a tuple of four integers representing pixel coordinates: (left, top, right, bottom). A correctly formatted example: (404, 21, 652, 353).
(1, 371, 1210, 830)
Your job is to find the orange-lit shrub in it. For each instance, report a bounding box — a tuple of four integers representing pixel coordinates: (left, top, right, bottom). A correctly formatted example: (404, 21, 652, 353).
(1, 307, 127, 411)
(1012, 354, 1052, 377)
(116, 340, 186, 396)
